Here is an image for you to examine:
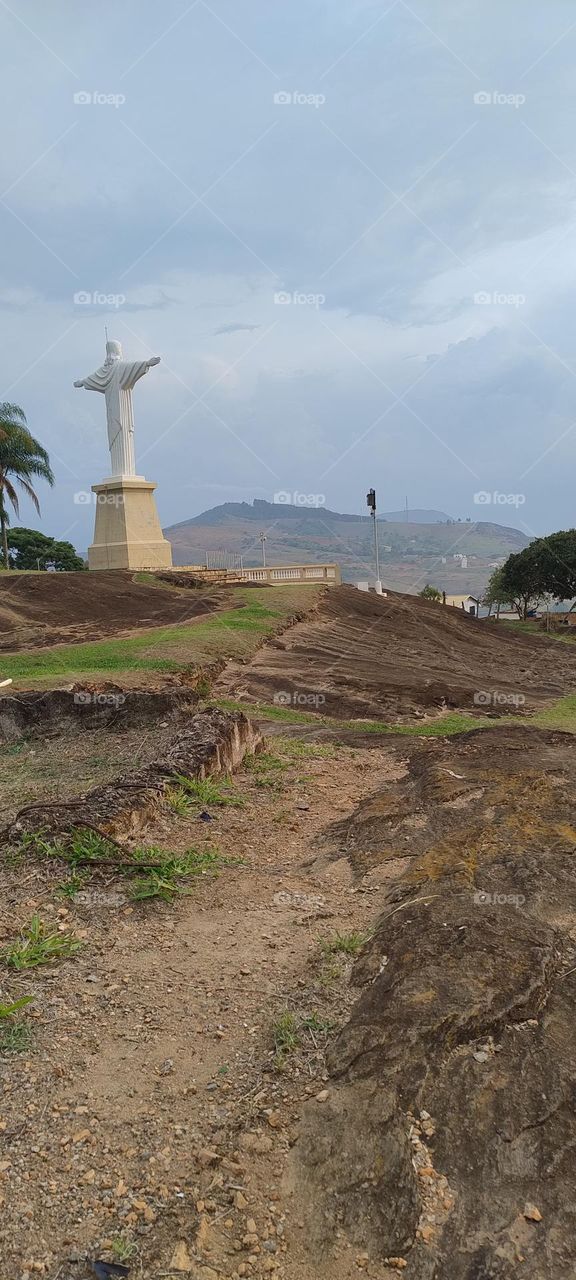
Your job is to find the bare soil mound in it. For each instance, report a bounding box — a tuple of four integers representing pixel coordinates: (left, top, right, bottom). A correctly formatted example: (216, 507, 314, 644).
(0, 571, 223, 650)
(292, 725, 576, 1278)
(218, 585, 576, 718)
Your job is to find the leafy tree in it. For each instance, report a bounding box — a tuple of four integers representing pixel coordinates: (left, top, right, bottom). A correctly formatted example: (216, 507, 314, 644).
(483, 567, 511, 617)
(419, 584, 442, 601)
(528, 530, 576, 604)
(0, 404, 54, 569)
(494, 530, 576, 619)
(7, 528, 85, 572)
(494, 546, 545, 619)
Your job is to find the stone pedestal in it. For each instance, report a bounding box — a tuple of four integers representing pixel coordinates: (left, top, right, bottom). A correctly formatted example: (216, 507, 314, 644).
(88, 476, 173, 571)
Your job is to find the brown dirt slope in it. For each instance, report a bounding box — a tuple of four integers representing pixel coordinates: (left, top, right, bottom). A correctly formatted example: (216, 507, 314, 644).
(0, 571, 222, 651)
(293, 725, 576, 1279)
(217, 585, 576, 718)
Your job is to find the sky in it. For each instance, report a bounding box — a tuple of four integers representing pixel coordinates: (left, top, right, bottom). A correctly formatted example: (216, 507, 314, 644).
(2, 0, 576, 553)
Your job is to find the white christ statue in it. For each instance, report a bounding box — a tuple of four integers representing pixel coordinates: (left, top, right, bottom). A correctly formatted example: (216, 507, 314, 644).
(74, 339, 160, 478)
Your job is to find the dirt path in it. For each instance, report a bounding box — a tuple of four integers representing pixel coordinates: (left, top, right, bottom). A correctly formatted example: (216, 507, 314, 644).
(0, 737, 407, 1280)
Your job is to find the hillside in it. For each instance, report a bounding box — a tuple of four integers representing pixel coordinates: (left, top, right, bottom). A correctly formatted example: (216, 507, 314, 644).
(164, 499, 530, 596)
(216, 584, 576, 720)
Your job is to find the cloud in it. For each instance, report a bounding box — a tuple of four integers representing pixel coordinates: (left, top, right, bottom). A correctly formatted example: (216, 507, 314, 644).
(213, 322, 261, 335)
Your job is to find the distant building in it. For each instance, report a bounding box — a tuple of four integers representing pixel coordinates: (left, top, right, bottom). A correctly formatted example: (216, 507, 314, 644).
(445, 594, 480, 617)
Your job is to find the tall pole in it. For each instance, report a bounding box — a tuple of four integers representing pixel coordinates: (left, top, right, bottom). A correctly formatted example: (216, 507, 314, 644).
(259, 531, 267, 567)
(366, 489, 382, 594)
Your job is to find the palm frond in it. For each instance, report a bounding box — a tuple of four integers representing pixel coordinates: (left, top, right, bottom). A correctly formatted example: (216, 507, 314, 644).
(15, 476, 41, 514)
(2, 476, 20, 517)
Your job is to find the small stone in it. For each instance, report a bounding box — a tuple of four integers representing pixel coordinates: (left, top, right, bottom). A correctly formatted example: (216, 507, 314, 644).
(72, 1131, 91, 1152)
(234, 1191, 249, 1210)
(170, 1240, 194, 1272)
(524, 1203, 543, 1222)
(315, 1089, 329, 1103)
(198, 1148, 221, 1166)
(239, 1133, 273, 1154)
(473, 1051, 489, 1063)
(384, 1261, 407, 1271)
(246, 1218, 257, 1235)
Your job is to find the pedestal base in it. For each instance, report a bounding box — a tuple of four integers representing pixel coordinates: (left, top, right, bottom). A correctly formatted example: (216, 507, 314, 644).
(88, 477, 173, 571)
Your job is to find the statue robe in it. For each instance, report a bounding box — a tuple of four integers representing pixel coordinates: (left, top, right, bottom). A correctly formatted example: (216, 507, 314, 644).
(77, 357, 152, 477)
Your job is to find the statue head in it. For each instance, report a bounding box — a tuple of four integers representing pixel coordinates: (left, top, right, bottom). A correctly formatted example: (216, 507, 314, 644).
(105, 340, 123, 362)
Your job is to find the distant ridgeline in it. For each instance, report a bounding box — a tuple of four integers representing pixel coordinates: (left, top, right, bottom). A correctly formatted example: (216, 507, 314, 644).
(164, 500, 530, 590)
(167, 499, 455, 528)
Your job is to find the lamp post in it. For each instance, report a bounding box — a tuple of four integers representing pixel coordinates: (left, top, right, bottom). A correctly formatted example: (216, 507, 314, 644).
(366, 488, 383, 595)
(259, 531, 267, 567)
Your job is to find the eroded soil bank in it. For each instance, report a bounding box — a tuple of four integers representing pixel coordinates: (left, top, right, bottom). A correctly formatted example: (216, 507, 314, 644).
(294, 726, 576, 1279)
(217, 586, 576, 719)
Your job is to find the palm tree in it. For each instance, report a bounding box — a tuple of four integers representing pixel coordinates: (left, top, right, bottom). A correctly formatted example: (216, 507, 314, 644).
(0, 403, 54, 569)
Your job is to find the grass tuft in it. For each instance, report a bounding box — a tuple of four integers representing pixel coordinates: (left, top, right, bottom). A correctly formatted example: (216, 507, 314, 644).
(2, 915, 81, 970)
(130, 846, 239, 901)
(319, 930, 369, 957)
(0, 1021, 32, 1055)
(172, 774, 243, 807)
(271, 1008, 333, 1068)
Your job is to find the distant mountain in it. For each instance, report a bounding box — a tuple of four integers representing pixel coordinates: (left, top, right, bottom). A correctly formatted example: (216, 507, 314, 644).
(164, 499, 530, 597)
(168, 499, 361, 528)
(167, 499, 452, 528)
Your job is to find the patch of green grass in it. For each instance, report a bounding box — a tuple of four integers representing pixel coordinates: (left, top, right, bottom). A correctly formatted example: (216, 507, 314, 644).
(272, 1008, 334, 1068)
(2, 915, 81, 970)
(130, 846, 238, 902)
(20, 828, 128, 872)
(109, 1233, 139, 1263)
(0, 996, 34, 1018)
(164, 786, 194, 816)
(1, 586, 321, 684)
(273, 1010, 299, 1056)
(245, 750, 287, 790)
(532, 693, 576, 732)
(275, 739, 336, 759)
(173, 774, 243, 807)
(0, 996, 34, 1056)
(320, 930, 369, 956)
(0, 1021, 32, 1055)
(215, 697, 321, 725)
(56, 870, 90, 899)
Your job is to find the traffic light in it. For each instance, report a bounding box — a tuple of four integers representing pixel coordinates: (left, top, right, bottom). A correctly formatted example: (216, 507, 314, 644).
(366, 488, 376, 513)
